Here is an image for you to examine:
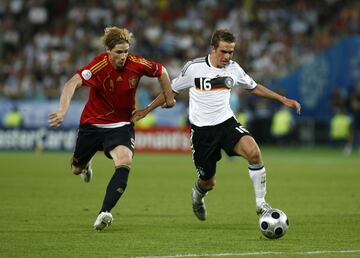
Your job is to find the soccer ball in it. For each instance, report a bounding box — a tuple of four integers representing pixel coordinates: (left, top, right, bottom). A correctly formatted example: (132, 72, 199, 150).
(259, 208, 289, 239)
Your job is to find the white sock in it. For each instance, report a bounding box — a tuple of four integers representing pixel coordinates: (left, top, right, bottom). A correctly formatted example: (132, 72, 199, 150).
(248, 164, 266, 207)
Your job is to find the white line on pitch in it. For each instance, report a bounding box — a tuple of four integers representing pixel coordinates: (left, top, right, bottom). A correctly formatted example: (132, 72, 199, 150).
(132, 249, 360, 258)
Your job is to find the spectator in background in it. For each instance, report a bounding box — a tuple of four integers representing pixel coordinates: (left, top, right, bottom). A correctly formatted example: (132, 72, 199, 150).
(236, 107, 249, 128)
(329, 108, 352, 151)
(2, 106, 23, 128)
(271, 106, 295, 145)
(346, 82, 360, 154)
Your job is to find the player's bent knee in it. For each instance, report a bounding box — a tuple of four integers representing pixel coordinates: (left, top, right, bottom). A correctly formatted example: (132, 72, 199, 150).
(202, 178, 216, 191)
(247, 148, 262, 164)
(111, 147, 133, 167)
(71, 166, 83, 175)
(205, 183, 215, 191)
(115, 156, 132, 167)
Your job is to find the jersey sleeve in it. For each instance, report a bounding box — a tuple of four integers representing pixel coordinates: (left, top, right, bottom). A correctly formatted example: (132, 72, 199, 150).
(76, 54, 107, 88)
(171, 61, 194, 93)
(128, 55, 163, 78)
(233, 62, 257, 90)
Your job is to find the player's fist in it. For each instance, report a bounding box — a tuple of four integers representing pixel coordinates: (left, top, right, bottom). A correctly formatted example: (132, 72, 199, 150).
(282, 98, 301, 115)
(48, 111, 65, 128)
(162, 99, 176, 109)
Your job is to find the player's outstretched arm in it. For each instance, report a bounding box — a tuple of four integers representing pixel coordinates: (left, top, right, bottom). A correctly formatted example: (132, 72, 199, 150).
(48, 74, 82, 128)
(158, 67, 176, 108)
(249, 84, 301, 115)
(131, 92, 177, 123)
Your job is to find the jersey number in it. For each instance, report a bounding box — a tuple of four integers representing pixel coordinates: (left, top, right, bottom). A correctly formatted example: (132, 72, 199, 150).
(199, 78, 212, 91)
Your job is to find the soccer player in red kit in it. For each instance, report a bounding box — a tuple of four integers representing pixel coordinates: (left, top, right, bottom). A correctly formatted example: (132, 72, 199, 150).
(48, 26, 175, 231)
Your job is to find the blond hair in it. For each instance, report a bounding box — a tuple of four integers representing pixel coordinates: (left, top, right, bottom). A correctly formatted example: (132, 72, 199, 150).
(101, 26, 133, 50)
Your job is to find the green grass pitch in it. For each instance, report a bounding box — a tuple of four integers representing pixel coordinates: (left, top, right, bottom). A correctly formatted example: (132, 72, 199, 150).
(0, 147, 359, 258)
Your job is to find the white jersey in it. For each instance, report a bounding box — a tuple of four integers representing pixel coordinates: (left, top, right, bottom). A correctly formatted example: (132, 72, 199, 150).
(172, 55, 257, 127)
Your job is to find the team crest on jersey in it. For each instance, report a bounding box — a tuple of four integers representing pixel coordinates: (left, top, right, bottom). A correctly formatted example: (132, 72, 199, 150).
(81, 69, 92, 80)
(224, 76, 234, 88)
(128, 77, 138, 88)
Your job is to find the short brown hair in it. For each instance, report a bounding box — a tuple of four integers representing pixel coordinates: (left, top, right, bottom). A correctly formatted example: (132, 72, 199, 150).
(101, 26, 133, 50)
(210, 29, 236, 48)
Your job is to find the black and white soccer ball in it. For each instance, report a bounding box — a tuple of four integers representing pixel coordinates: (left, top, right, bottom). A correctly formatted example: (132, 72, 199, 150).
(259, 208, 289, 239)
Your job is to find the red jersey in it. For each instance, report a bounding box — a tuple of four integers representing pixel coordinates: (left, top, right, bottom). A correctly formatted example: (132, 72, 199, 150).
(77, 53, 163, 124)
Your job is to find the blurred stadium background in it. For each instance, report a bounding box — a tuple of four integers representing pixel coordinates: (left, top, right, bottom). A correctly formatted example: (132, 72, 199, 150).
(0, 0, 359, 153)
(1, 1, 360, 257)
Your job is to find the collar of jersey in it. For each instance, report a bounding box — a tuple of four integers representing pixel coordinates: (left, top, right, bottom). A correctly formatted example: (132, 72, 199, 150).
(206, 55, 229, 70)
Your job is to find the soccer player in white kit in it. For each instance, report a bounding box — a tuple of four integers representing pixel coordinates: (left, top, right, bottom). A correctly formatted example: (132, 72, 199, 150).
(132, 29, 301, 221)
